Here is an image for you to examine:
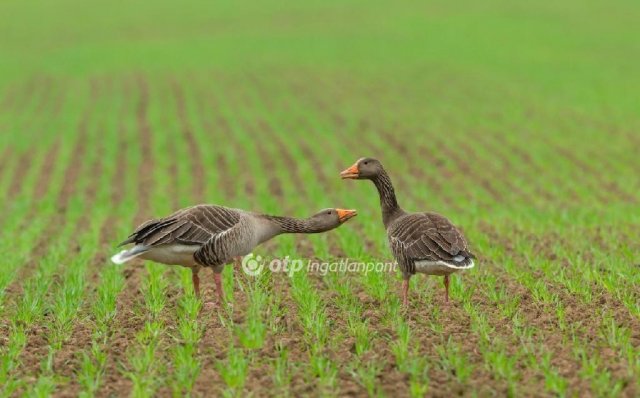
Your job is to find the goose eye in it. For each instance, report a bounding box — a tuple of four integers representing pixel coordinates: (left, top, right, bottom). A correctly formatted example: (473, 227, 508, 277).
(363, 161, 368, 165)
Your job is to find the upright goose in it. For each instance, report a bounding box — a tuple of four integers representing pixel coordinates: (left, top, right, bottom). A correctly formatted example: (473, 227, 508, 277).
(341, 158, 475, 306)
(112, 204, 357, 304)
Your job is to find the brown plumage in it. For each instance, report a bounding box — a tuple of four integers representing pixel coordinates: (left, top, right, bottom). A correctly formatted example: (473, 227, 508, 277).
(118, 205, 241, 248)
(112, 204, 357, 305)
(341, 157, 475, 306)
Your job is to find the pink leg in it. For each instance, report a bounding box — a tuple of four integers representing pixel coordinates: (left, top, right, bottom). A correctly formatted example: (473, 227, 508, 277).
(191, 268, 200, 298)
(214, 272, 224, 305)
(402, 279, 410, 307)
(444, 275, 450, 303)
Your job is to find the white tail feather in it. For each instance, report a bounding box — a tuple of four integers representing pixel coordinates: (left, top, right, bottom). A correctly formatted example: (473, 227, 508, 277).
(110, 248, 146, 264)
(414, 259, 475, 275)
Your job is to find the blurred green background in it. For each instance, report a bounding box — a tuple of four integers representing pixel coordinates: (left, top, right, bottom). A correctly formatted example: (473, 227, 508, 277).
(1, 0, 639, 115)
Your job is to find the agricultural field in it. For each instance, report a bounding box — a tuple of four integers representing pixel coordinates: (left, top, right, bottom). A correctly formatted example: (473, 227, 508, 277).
(1, 0, 639, 396)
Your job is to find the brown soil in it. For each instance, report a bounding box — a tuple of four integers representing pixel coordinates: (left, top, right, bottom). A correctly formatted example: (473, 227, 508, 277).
(5, 73, 639, 397)
(297, 125, 379, 255)
(496, 135, 576, 204)
(190, 81, 235, 201)
(33, 140, 61, 199)
(231, 86, 284, 201)
(583, 148, 637, 203)
(461, 129, 532, 203)
(14, 80, 102, 387)
(0, 146, 13, 177)
(4, 81, 96, 298)
(133, 75, 154, 224)
(172, 80, 207, 203)
(479, 223, 640, 396)
(251, 77, 308, 199)
(378, 127, 464, 213)
(553, 146, 613, 205)
(12, 76, 38, 114)
(96, 263, 146, 397)
(405, 277, 502, 396)
(197, 84, 254, 202)
(5, 151, 33, 201)
(48, 123, 112, 395)
(156, 85, 181, 210)
(0, 82, 18, 112)
(83, 77, 139, 398)
(88, 76, 151, 397)
(437, 138, 503, 206)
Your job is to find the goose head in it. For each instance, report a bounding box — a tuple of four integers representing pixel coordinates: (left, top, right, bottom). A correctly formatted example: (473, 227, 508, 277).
(340, 157, 383, 180)
(308, 208, 357, 231)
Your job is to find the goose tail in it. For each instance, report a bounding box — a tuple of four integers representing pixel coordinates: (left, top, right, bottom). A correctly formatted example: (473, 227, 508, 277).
(110, 245, 148, 264)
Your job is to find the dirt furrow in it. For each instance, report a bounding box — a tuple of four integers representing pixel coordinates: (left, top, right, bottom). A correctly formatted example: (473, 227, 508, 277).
(0, 138, 61, 229)
(32, 140, 61, 200)
(228, 82, 353, 391)
(248, 74, 310, 198)
(251, 82, 351, 256)
(97, 264, 145, 397)
(554, 107, 639, 199)
(289, 116, 382, 254)
(172, 80, 206, 203)
(555, 146, 624, 205)
(404, 279, 500, 396)
(10, 77, 53, 137)
(433, 134, 502, 207)
(279, 77, 433, 394)
(475, 266, 590, 393)
(496, 132, 578, 204)
(3, 84, 95, 296)
(206, 84, 257, 202)
(11, 76, 39, 115)
(32, 76, 54, 116)
(4, 151, 35, 203)
(133, 75, 155, 225)
(49, 127, 107, 380)
(354, 122, 468, 212)
(13, 80, 101, 380)
(94, 77, 146, 398)
(287, 76, 490, 212)
(25, 138, 106, 390)
(522, 227, 640, 332)
(157, 83, 180, 210)
(0, 79, 63, 226)
(0, 146, 13, 177)
(188, 79, 261, 395)
(377, 127, 464, 213)
(581, 148, 637, 203)
(231, 84, 285, 201)
(0, 82, 19, 113)
(190, 81, 240, 395)
(197, 98, 235, 201)
(455, 129, 529, 203)
(481, 223, 639, 395)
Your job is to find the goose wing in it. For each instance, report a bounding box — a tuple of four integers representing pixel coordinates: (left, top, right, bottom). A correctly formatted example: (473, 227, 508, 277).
(193, 218, 250, 267)
(118, 205, 241, 248)
(388, 212, 474, 271)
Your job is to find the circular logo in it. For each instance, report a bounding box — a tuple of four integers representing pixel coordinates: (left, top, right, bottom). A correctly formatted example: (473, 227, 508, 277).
(241, 253, 264, 276)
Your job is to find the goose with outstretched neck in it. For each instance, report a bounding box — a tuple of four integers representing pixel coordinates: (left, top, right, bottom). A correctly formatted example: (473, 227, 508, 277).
(112, 205, 357, 305)
(341, 157, 475, 306)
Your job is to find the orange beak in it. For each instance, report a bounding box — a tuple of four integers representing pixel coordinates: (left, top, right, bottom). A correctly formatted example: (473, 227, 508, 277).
(336, 209, 357, 223)
(340, 163, 359, 179)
